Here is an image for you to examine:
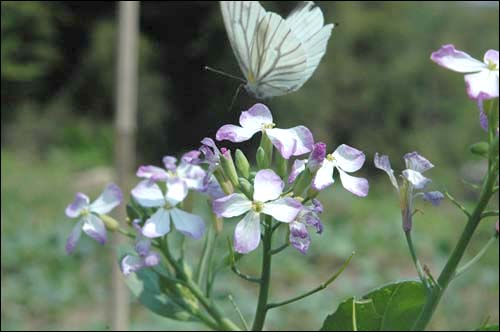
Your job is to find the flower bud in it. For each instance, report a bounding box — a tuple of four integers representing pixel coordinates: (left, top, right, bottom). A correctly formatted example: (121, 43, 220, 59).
(256, 147, 269, 169)
(220, 148, 240, 188)
(275, 151, 288, 179)
(470, 142, 489, 158)
(260, 131, 273, 166)
(213, 168, 234, 195)
(235, 149, 250, 178)
(100, 214, 120, 231)
(239, 177, 254, 199)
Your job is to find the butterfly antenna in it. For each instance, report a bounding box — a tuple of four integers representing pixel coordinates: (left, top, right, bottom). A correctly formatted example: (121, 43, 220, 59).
(227, 83, 244, 112)
(204, 66, 246, 83)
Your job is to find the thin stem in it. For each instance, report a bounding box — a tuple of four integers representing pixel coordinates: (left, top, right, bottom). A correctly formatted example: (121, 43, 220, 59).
(412, 160, 499, 330)
(405, 231, 430, 291)
(231, 265, 261, 283)
(455, 236, 497, 279)
(196, 226, 214, 286)
(267, 252, 355, 310)
(270, 243, 289, 255)
(117, 227, 136, 240)
(481, 210, 499, 219)
(251, 216, 273, 331)
(445, 192, 471, 218)
(228, 294, 249, 331)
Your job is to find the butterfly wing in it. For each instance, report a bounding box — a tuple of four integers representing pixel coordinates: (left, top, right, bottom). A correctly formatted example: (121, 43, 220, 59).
(220, 1, 267, 81)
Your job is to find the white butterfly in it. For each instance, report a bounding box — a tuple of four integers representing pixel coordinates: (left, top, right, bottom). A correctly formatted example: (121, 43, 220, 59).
(220, 1, 335, 99)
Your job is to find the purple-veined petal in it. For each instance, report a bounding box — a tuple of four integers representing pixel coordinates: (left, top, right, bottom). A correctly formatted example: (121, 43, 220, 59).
(308, 142, 326, 172)
(121, 255, 144, 276)
(288, 159, 307, 184)
(403, 169, 431, 189)
(430, 44, 486, 73)
(177, 164, 206, 191)
(234, 211, 261, 254)
(262, 197, 302, 223)
(216, 124, 259, 142)
(311, 199, 323, 214)
(289, 221, 310, 254)
(484, 49, 499, 67)
(135, 234, 152, 257)
(162, 156, 178, 171)
(465, 70, 499, 99)
(143, 252, 161, 267)
(131, 180, 165, 208)
(287, 126, 314, 156)
(136, 165, 169, 181)
(338, 168, 369, 197)
(65, 220, 83, 254)
(82, 214, 107, 244)
(165, 178, 188, 206)
(170, 208, 206, 240)
(212, 193, 252, 217)
(89, 183, 123, 214)
(333, 144, 366, 173)
(305, 214, 324, 234)
(374, 152, 399, 189)
(404, 152, 434, 173)
(312, 160, 335, 191)
(65, 193, 90, 218)
(422, 191, 445, 206)
(201, 137, 220, 155)
(239, 103, 273, 131)
(266, 128, 297, 159)
(181, 150, 201, 165)
(142, 208, 171, 238)
(253, 169, 284, 202)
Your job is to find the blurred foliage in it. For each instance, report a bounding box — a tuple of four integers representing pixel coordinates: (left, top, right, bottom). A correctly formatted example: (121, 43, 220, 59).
(1, 1, 499, 331)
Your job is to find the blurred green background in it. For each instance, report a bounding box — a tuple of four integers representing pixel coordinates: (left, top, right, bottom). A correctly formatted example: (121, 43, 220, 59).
(1, 1, 499, 330)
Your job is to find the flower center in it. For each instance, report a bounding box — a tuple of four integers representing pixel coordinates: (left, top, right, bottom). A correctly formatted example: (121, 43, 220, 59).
(487, 60, 498, 71)
(262, 123, 276, 130)
(326, 153, 335, 162)
(80, 208, 90, 217)
(163, 202, 173, 210)
(252, 201, 263, 213)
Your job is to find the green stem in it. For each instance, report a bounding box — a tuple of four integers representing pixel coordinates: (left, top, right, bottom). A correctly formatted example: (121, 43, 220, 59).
(270, 243, 289, 255)
(267, 252, 355, 310)
(455, 236, 497, 279)
(228, 294, 249, 331)
(412, 160, 498, 330)
(196, 226, 214, 286)
(405, 231, 430, 291)
(251, 216, 273, 331)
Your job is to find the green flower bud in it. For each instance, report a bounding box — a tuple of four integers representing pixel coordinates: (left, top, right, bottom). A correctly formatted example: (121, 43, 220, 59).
(220, 149, 240, 188)
(470, 141, 489, 158)
(235, 149, 250, 178)
(256, 147, 269, 169)
(275, 151, 288, 179)
(239, 177, 254, 199)
(100, 214, 120, 231)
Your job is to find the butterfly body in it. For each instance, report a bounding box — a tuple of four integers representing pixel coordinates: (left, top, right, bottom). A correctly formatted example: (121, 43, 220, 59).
(220, 1, 334, 99)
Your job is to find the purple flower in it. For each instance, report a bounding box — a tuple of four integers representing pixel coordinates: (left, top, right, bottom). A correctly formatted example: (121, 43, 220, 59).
(120, 220, 161, 276)
(431, 45, 498, 100)
(137, 151, 206, 191)
(289, 199, 324, 254)
(215, 103, 314, 159)
(65, 184, 122, 254)
(374, 152, 444, 232)
(131, 178, 205, 239)
(212, 169, 302, 254)
(288, 142, 327, 184)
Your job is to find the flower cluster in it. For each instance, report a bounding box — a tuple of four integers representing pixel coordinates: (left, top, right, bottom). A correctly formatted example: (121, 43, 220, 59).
(374, 152, 444, 232)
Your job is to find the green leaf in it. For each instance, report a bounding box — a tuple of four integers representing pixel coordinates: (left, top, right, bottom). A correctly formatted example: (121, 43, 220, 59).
(320, 280, 426, 331)
(476, 325, 499, 331)
(117, 246, 196, 321)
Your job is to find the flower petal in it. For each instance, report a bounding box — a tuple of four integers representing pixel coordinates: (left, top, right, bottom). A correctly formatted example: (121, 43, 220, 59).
(65, 193, 90, 218)
(165, 178, 188, 206)
(142, 208, 171, 238)
(131, 180, 165, 207)
(143, 252, 161, 267)
(170, 208, 206, 240)
(121, 255, 145, 276)
(239, 103, 273, 131)
(305, 214, 324, 234)
(484, 49, 499, 67)
(430, 44, 486, 73)
(82, 214, 107, 244)
(422, 191, 445, 206)
(465, 70, 499, 99)
(333, 144, 366, 173)
(136, 165, 169, 181)
(234, 211, 261, 254)
(266, 128, 297, 159)
(403, 169, 431, 189)
(312, 160, 334, 191)
(162, 156, 177, 171)
(404, 152, 434, 173)
(288, 159, 307, 184)
(212, 193, 252, 217)
(308, 142, 326, 171)
(216, 124, 259, 142)
(181, 150, 201, 165)
(253, 169, 284, 202)
(477, 95, 489, 132)
(262, 197, 302, 222)
(287, 126, 314, 156)
(65, 220, 83, 254)
(177, 164, 206, 191)
(338, 168, 369, 197)
(90, 183, 123, 214)
(374, 152, 399, 189)
(289, 221, 310, 255)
